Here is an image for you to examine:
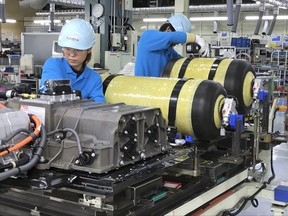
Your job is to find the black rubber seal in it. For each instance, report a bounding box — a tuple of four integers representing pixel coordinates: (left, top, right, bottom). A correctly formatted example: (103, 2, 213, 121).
(192, 80, 227, 141)
(102, 74, 122, 95)
(208, 58, 223, 80)
(223, 59, 256, 115)
(168, 79, 187, 127)
(178, 57, 194, 78)
(161, 57, 181, 78)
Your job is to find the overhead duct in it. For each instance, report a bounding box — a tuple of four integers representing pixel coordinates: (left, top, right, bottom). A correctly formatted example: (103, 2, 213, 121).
(19, 0, 84, 10)
(36, 3, 270, 17)
(132, 4, 274, 14)
(232, 0, 242, 33)
(254, 3, 264, 35)
(267, 7, 279, 35)
(0, 0, 5, 23)
(36, 9, 84, 16)
(19, 0, 47, 10)
(226, 0, 234, 26)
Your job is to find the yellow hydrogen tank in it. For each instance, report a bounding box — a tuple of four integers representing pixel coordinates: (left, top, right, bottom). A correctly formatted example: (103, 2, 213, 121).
(162, 58, 256, 115)
(102, 74, 227, 141)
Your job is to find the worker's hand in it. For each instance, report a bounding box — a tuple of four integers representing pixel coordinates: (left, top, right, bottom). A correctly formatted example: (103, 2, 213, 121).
(195, 35, 209, 57)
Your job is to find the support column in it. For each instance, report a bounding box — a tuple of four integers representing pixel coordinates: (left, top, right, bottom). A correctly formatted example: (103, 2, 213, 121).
(174, 0, 189, 57)
(174, 0, 189, 14)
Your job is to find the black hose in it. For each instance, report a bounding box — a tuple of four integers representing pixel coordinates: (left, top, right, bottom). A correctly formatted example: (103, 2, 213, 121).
(0, 163, 12, 172)
(0, 90, 18, 99)
(0, 125, 47, 181)
(222, 147, 275, 216)
(0, 128, 30, 145)
(124, 23, 135, 31)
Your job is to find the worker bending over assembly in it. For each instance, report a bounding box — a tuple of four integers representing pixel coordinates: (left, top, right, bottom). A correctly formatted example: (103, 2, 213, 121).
(40, 18, 105, 103)
(134, 13, 209, 77)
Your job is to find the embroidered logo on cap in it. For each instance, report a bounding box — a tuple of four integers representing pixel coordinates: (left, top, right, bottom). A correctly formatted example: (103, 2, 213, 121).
(66, 36, 79, 42)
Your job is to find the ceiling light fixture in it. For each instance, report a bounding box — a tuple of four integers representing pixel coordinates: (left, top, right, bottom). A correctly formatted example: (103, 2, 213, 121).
(143, 18, 167, 22)
(0, 19, 16, 23)
(189, 17, 228, 21)
(276, 15, 288, 20)
(245, 15, 288, 20)
(33, 20, 61, 24)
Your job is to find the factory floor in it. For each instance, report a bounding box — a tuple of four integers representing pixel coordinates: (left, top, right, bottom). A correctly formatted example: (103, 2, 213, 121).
(240, 141, 288, 216)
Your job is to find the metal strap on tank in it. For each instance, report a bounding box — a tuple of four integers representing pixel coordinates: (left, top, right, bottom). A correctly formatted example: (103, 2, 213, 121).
(178, 56, 194, 78)
(168, 79, 187, 127)
(208, 59, 223, 80)
(102, 74, 122, 95)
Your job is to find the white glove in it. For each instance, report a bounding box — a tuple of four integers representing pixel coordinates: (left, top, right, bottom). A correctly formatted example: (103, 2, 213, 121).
(195, 35, 209, 57)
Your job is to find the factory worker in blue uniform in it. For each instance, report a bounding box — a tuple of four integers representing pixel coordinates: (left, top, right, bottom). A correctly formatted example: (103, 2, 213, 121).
(135, 13, 209, 77)
(40, 18, 105, 103)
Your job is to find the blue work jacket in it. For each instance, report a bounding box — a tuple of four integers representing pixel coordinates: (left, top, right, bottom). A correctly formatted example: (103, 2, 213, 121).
(134, 30, 187, 77)
(40, 58, 105, 103)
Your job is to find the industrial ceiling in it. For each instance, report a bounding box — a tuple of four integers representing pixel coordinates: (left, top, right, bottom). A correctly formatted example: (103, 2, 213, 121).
(18, 0, 288, 10)
(133, 0, 255, 7)
(17, 0, 288, 16)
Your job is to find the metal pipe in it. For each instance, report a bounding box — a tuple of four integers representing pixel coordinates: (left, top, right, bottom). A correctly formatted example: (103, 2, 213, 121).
(113, 0, 116, 34)
(252, 107, 260, 172)
(232, 0, 242, 33)
(213, 21, 218, 34)
(110, 0, 113, 33)
(262, 10, 269, 35)
(110, 0, 113, 51)
(262, 20, 269, 35)
(213, 11, 218, 34)
(122, 0, 124, 36)
(0, 0, 5, 23)
(132, 4, 273, 14)
(267, 14, 277, 35)
(267, 7, 279, 35)
(254, 4, 264, 35)
(49, 3, 55, 32)
(226, 0, 234, 26)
